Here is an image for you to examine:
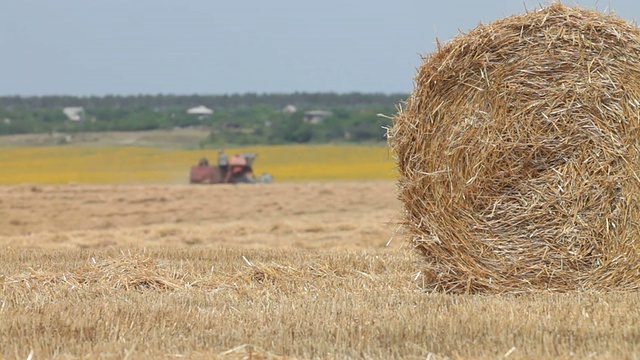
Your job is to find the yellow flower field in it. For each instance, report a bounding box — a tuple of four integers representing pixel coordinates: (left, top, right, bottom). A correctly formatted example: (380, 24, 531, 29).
(0, 145, 397, 184)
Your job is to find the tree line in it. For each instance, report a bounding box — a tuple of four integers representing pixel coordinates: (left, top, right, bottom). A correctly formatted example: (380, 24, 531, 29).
(0, 92, 408, 145)
(0, 92, 406, 110)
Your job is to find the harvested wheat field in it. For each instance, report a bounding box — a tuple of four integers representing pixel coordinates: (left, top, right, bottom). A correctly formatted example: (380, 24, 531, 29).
(2, 181, 640, 359)
(0, 181, 399, 250)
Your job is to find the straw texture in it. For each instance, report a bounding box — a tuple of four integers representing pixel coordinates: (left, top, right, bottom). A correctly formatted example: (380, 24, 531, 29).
(390, 3, 640, 293)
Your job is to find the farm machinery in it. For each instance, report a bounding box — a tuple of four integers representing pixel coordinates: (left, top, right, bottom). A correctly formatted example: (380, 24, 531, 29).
(189, 151, 273, 184)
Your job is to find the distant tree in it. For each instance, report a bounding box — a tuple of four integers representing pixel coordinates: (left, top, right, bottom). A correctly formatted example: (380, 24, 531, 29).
(0, 93, 404, 139)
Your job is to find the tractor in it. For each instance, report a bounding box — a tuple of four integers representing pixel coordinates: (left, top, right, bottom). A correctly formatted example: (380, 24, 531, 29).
(189, 151, 273, 184)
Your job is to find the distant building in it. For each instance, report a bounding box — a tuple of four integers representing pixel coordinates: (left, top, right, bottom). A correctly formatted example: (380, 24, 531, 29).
(282, 104, 297, 114)
(63, 107, 85, 122)
(186, 105, 214, 117)
(303, 110, 332, 124)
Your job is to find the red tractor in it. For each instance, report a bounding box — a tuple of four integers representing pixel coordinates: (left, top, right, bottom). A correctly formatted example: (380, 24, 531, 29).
(189, 152, 272, 184)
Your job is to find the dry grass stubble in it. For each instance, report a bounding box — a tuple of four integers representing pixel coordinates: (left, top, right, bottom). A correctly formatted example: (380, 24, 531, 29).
(1, 182, 640, 358)
(0, 181, 398, 249)
(3, 247, 640, 359)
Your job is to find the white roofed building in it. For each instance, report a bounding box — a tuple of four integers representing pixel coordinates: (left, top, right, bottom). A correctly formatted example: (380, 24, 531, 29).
(282, 104, 297, 114)
(63, 107, 85, 122)
(186, 105, 214, 116)
(303, 110, 332, 124)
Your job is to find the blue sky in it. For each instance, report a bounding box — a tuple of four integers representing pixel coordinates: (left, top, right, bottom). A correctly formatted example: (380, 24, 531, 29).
(1, 1, 638, 96)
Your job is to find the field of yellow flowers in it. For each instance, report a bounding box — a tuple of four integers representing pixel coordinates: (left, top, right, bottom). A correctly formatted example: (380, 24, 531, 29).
(0, 145, 396, 184)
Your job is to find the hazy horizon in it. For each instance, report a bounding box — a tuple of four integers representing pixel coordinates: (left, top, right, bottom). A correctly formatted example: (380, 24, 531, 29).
(2, 1, 638, 96)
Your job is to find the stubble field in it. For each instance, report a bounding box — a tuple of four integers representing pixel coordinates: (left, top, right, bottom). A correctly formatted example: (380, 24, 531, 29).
(1, 140, 640, 359)
(2, 181, 640, 359)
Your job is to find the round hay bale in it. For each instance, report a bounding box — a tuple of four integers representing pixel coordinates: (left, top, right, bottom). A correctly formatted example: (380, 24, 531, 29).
(390, 3, 640, 294)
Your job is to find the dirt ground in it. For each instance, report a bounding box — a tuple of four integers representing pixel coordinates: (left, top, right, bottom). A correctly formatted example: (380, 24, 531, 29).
(0, 181, 403, 250)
